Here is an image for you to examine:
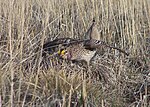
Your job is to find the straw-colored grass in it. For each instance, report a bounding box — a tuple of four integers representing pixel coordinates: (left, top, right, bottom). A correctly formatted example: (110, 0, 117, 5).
(0, 0, 149, 106)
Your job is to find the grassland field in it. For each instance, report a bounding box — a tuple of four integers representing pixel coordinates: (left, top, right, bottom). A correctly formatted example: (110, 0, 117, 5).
(0, 0, 150, 107)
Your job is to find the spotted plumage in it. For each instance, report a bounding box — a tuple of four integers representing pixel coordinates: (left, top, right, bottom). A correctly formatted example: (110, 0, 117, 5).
(60, 42, 97, 65)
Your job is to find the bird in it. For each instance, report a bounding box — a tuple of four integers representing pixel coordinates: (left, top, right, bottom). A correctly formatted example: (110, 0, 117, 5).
(42, 19, 129, 69)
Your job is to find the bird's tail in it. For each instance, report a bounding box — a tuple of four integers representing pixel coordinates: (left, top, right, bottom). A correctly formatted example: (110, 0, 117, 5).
(84, 39, 129, 56)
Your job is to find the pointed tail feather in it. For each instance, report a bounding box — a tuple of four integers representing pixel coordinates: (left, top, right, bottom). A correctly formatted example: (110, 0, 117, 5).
(84, 39, 129, 56)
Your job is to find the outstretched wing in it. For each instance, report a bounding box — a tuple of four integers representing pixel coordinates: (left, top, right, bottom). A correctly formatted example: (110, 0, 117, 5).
(42, 38, 85, 56)
(42, 38, 75, 56)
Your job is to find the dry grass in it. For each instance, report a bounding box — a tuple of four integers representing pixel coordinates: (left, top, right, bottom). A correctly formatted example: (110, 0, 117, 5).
(0, 0, 150, 107)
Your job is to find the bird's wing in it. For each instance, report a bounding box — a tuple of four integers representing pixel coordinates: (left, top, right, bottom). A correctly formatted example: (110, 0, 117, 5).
(42, 38, 85, 56)
(42, 38, 75, 56)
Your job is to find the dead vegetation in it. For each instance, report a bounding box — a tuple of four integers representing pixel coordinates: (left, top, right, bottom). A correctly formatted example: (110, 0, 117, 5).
(0, 0, 150, 107)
